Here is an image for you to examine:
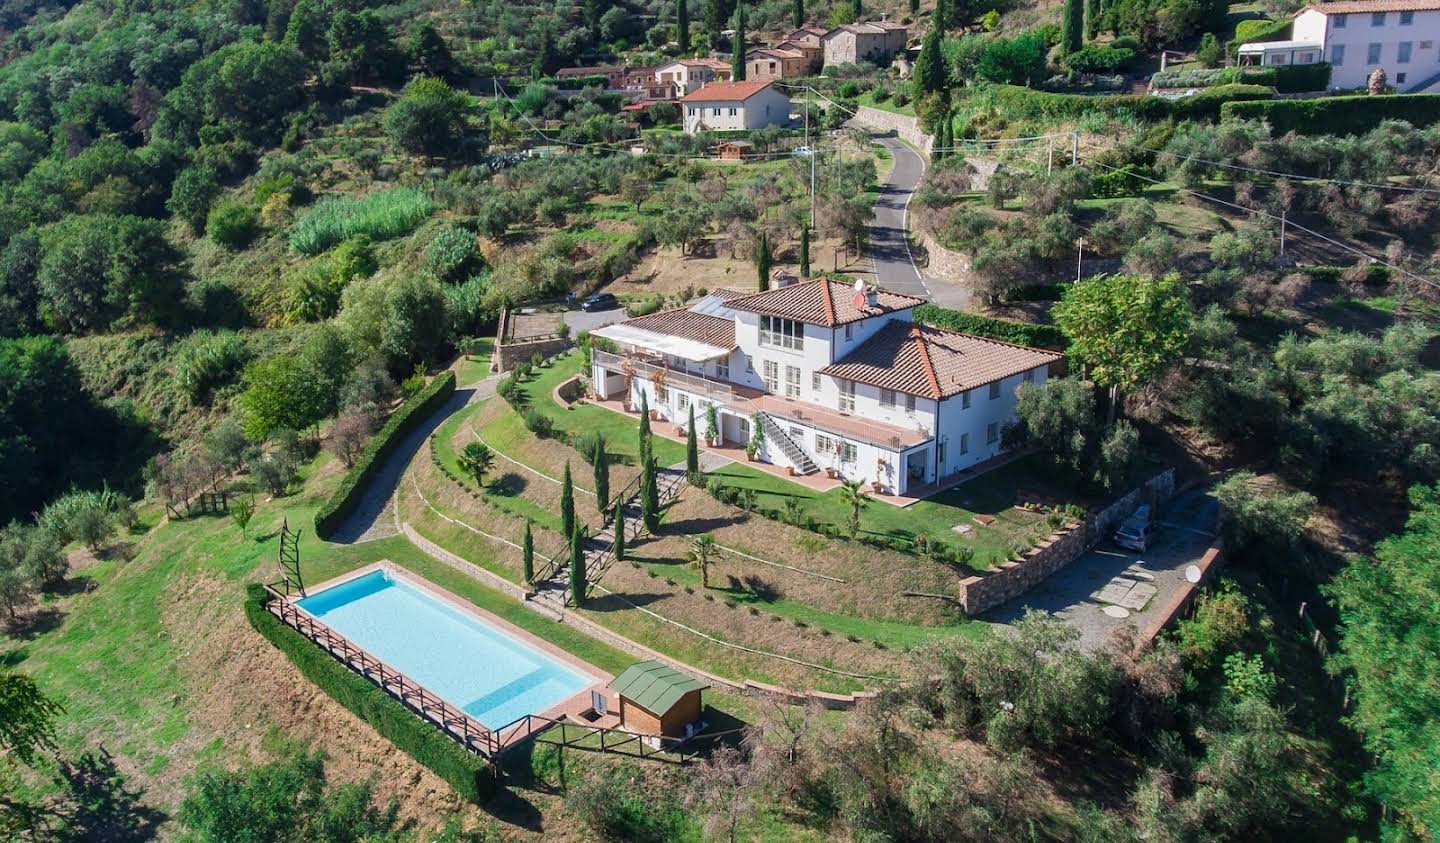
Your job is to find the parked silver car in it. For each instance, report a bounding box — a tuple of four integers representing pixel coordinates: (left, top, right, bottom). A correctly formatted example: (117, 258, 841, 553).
(1113, 504, 1154, 552)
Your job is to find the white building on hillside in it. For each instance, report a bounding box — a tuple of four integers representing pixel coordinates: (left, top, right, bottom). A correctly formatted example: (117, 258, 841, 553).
(679, 81, 792, 133)
(1239, 0, 1440, 92)
(588, 279, 1062, 496)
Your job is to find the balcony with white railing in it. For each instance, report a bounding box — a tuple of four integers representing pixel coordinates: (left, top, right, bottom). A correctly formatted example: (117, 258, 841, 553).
(592, 349, 738, 405)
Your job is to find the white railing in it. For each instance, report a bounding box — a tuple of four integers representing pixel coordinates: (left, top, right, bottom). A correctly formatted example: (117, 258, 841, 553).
(592, 350, 737, 404)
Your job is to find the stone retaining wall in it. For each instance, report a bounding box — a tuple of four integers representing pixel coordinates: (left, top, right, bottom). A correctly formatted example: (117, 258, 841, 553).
(853, 106, 933, 155)
(491, 305, 573, 374)
(918, 231, 972, 281)
(956, 468, 1177, 616)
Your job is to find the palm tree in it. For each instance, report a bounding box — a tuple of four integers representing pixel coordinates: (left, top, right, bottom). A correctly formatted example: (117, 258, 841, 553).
(459, 442, 494, 489)
(838, 480, 869, 539)
(687, 534, 719, 588)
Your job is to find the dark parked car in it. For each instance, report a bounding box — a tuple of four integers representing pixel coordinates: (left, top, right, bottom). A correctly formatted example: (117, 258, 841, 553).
(581, 293, 619, 312)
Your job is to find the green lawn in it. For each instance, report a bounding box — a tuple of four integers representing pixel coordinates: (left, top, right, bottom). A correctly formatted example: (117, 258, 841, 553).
(430, 402, 565, 533)
(521, 350, 687, 466)
(449, 336, 495, 386)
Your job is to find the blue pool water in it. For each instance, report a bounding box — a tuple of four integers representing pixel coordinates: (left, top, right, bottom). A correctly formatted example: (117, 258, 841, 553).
(296, 570, 593, 728)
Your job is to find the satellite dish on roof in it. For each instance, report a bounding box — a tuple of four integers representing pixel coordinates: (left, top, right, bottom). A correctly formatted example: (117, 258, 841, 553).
(1185, 564, 1203, 584)
(853, 278, 865, 292)
(853, 292, 867, 310)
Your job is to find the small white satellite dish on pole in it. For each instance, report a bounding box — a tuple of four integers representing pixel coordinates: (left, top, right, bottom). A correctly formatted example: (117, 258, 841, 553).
(1185, 564, 1203, 584)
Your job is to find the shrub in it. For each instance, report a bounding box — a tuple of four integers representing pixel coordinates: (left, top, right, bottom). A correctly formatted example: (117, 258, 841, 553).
(244, 584, 492, 802)
(173, 330, 249, 404)
(1065, 46, 1136, 73)
(522, 408, 553, 438)
(289, 187, 434, 254)
(626, 296, 662, 317)
(206, 202, 260, 249)
(314, 370, 455, 537)
(1221, 92, 1440, 135)
(984, 83, 1271, 123)
(425, 225, 484, 282)
(914, 304, 1067, 348)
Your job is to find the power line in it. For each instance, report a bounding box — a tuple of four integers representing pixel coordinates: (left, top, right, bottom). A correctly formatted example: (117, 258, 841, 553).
(1153, 150, 1440, 195)
(1084, 158, 1440, 293)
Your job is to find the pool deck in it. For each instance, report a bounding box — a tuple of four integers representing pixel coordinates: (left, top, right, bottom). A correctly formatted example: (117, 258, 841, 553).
(293, 561, 615, 747)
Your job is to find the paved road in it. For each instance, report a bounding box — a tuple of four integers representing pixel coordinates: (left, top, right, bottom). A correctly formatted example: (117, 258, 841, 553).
(986, 489, 1220, 650)
(864, 132, 929, 300)
(559, 305, 629, 335)
(329, 375, 499, 544)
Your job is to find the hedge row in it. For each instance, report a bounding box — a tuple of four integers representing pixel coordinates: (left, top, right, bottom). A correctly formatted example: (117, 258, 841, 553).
(1151, 64, 1330, 93)
(1221, 94, 1440, 135)
(314, 370, 457, 538)
(243, 584, 494, 803)
(914, 304, 1068, 349)
(984, 83, 1274, 123)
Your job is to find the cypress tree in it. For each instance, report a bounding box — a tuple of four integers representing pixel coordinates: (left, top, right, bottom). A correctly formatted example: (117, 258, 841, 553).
(915, 28, 945, 98)
(799, 226, 811, 277)
(678, 0, 690, 53)
(933, 0, 948, 31)
(1085, 0, 1101, 39)
(638, 390, 652, 469)
(731, 4, 746, 81)
(686, 404, 700, 478)
(1062, 0, 1083, 55)
(569, 524, 586, 606)
(756, 230, 770, 290)
(642, 457, 661, 532)
(909, 0, 918, 14)
(561, 461, 576, 542)
(613, 501, 626, 562)
(593, 433, 610, 513)
(522, 520, 535, 583)
(792, 0, 803, 28)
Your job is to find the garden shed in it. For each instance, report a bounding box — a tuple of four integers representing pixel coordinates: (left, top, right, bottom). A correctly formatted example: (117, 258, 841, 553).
(607, 660, 708, 739)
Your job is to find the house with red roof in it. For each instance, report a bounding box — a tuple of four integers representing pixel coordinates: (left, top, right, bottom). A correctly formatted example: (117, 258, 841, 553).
(588, 278, 1062, 496)
(678, 80, 792, 133)
(1239, 0, 1440, 91)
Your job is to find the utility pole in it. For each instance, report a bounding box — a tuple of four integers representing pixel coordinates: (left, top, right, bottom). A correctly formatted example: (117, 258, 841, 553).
(1071, 131, 1079, 166)
(1076, 237, 1084, 282)
(1279, 208, 1287, 257)
(1047, 138, 1054, 176)
(807, 90, 816, 228)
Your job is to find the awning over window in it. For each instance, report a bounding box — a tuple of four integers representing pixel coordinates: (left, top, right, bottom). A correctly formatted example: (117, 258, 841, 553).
(591, 323, 731, 363)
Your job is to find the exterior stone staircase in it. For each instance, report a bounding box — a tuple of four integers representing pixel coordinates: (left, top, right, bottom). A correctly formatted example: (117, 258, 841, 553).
(529, 465, 688, 614)
(758, 412, 818, 475)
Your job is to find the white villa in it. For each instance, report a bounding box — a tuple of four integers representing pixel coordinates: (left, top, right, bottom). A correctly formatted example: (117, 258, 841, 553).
(588, 279, 1062, 497)
(1239, 0, 1440, 92)
(679, 80, 792, 133)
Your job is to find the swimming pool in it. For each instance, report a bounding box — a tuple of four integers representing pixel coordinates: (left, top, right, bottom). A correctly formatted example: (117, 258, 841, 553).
(296, 569, 596, 729)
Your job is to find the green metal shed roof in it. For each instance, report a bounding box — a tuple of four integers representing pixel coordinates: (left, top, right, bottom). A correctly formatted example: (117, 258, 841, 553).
(607, 660, 708, 715)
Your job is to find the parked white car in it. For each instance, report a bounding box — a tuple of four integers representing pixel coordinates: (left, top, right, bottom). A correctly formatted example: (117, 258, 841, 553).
(1114, 504, 1155, 552)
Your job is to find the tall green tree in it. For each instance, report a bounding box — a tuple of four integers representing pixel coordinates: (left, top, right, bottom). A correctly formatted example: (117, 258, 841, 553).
(934, 0, 950, 31)
(1085, 0, 1102, 39)
(914, 28, 947, 99)
(686, 404, 700, 477)
(638, 390, 653, 469)
(384, 77, 468, 161)
(732, 4, 747, 81)
(687, 534, 719, 587)
(408, 21, 455, 79)
(613, 500, 626, 562)
(678, 0, 691, 52)
(756, 230, 770, 290)
(838, 479, 869, 538)
(1329, 482, 1440, 839)
(592, 433, 610, 513)
(0, 670, 61, 765)
(641, 457, 661, 532)
(1061, 0, 1084, 55)
(910, 0, 919, 13)
(799, 226, 811, 277)
(793, 0, 804, 28)
(569, 524, 587, 606)
(522, 520, 535, 583)
(1052, 273, 1192, 423)
(560, 461, 576, 541)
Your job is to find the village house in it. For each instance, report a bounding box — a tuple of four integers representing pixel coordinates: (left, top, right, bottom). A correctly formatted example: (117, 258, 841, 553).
(655, 58, 734, 96)
(679, 80, 792, 133)
(588, 279, 1062, 496)
(822, 20, 910, 68)
(555, 64, 626, 88)
(1239, 0, 1440, 91)
(745, 46, 812, 80)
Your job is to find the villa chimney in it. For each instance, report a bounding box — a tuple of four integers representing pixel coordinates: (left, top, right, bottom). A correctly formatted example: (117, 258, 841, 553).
(864, 285, 878, 307)
(773, 270, 798, 288)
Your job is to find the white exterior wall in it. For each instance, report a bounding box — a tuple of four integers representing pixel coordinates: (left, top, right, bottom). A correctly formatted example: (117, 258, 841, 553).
(931, 367, 1050, 477)
(1302, 8, 1440, 90)
(682, 88, 791, 133)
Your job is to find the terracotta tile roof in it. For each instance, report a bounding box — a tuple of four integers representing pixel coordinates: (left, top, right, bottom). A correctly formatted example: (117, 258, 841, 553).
(747, 47, 807, 59)
(556, 65, 624, 77)
(678, 80, 777, 102)
(727, 279, 925, 326)
(625, 306, 736, 349)
(1304, 0, 1440, 11)
(817, 321, 1062, 399)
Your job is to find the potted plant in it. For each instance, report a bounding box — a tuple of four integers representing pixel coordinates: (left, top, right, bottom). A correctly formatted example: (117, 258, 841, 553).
(704, 404, 720, 447)
(787, 465, 797, 476)
(826, 467, 839, 479)
(745, 413, 763, 461)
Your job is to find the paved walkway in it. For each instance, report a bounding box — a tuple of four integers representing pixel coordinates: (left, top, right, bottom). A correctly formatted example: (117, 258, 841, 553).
(329, 374, 499, 544)
(986, 488, 1220, 650)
